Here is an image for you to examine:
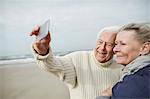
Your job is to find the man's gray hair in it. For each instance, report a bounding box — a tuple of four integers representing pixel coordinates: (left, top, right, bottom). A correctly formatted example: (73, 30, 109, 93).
(97, 26, 121, 40)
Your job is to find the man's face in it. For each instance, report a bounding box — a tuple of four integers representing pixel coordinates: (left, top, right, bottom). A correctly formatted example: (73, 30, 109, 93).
(94, 31, 116, 63)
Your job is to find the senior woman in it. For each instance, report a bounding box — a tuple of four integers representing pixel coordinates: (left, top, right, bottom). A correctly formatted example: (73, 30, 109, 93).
(96, 23, 150, 99)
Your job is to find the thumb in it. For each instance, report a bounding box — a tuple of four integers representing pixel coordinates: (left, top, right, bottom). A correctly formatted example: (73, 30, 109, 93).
(30, 26, 40, 36)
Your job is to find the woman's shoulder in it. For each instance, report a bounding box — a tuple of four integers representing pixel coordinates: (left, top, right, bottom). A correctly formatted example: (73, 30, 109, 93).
(136, 64, 150, 76)
(124, 64, 150, 83)
(112, 65, 150, 98)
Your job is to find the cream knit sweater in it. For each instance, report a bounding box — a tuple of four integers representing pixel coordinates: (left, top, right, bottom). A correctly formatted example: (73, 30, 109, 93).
(32, 48, 123, 99)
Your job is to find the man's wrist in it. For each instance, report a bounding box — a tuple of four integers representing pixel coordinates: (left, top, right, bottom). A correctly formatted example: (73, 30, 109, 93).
(33, 48, 49, 56)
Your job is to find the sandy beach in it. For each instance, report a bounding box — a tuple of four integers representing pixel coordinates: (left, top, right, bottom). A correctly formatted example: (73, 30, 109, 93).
(0, 59, 70, 99)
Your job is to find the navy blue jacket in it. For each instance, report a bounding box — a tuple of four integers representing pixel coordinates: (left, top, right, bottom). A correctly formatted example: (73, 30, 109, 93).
(112, 65, 150, 99)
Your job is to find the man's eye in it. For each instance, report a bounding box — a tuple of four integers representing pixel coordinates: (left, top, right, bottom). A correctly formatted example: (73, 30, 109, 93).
(98, 41, 103, 44)
(108, 44, 112, 46)
(107, 43, 114, 47)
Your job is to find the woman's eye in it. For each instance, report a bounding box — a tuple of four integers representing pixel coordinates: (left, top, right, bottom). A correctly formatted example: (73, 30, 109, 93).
(120, 42, 126, 45)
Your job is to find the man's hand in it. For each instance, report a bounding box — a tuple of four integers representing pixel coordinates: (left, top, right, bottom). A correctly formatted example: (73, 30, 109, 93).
(30, 26, 51, 55)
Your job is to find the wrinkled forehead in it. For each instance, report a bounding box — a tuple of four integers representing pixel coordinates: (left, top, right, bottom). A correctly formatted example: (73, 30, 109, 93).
(97, 31, 117, 42)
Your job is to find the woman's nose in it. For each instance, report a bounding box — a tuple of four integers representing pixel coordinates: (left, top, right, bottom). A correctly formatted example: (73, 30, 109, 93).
(113, 45, 119, 53)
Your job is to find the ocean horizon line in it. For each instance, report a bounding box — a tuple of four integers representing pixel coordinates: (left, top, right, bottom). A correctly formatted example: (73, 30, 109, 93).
(0, 49, 92, 61)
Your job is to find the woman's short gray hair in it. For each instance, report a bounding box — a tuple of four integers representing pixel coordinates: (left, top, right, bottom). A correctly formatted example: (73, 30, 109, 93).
(97, 26, 121, 40)
(119, 23, 150, 43)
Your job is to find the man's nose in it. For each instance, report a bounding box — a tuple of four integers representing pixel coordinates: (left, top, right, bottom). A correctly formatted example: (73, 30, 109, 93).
(100, 42, 106, 50)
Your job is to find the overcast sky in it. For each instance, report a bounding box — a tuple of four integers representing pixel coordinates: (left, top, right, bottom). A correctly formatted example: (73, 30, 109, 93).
(0, 0, 149, 58)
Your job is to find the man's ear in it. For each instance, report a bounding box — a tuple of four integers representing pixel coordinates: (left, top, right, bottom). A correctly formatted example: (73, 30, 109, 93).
(139, 42, 150, 55)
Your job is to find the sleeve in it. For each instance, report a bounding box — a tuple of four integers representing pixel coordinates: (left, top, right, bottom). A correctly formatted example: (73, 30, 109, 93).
(32, 47, 77, 88)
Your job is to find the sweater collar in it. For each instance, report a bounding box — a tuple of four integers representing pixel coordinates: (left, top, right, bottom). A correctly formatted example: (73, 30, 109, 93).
(92, 51, 113, 67)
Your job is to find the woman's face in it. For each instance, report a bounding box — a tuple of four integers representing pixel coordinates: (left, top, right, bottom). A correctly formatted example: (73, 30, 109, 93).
(113, 30, 142, 65)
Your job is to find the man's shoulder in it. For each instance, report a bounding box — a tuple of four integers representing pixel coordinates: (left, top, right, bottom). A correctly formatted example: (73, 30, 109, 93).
(69, 50, 92, 56)
(65, 50, 92, 60)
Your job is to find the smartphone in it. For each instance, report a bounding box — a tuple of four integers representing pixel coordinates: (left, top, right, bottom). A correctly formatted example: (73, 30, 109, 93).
(36, 19, 50, 40)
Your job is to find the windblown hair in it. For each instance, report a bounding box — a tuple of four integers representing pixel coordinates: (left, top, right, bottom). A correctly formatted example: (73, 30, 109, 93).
(119, 23, 150, 43)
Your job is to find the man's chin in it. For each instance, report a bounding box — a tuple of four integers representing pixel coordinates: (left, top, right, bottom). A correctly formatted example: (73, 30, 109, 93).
(97, 57, 107, 63)
(97, 53, 106, 57)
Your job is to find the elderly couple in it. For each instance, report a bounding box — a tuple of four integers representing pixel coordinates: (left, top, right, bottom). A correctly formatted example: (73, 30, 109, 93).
(30, 23, 150, 99)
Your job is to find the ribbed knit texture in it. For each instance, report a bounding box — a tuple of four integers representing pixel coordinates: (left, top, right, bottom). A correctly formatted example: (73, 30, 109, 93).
(32, 48, 123, 99)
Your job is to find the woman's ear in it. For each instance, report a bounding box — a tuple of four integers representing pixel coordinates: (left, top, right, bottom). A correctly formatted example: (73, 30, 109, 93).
(139, 42, 150, 55)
